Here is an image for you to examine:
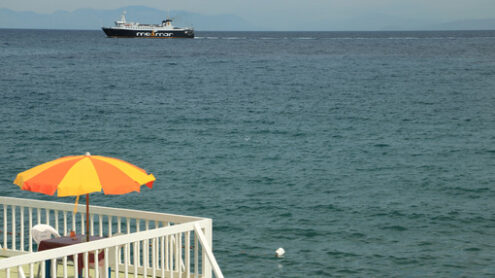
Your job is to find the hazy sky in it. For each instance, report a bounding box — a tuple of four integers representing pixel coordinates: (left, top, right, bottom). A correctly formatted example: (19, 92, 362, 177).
(2, 0, 494, 28)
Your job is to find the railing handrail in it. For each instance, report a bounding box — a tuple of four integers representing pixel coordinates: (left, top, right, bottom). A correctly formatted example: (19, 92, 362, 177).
(0, 219, 209, 269)
(0, 196, 206, 224)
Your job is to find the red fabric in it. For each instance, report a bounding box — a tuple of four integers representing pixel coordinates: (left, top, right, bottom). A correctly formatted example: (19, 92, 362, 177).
(38, 235, 105, 271)
(146, 180, 154, 189)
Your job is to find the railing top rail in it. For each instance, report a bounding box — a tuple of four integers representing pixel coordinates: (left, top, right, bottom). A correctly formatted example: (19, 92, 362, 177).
(0, 196, 207, 224)
(0, 219, 211, 269)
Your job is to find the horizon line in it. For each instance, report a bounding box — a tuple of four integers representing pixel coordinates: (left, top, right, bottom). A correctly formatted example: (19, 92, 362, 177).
(1, 27, 495, 32)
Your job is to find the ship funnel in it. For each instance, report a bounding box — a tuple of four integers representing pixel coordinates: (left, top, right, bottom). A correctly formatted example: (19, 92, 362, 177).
(120, 11, 127, 23)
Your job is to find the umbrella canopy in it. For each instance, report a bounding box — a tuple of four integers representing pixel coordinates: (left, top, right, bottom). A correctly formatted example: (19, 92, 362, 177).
(14, 153, 155, 196)
(14, 152, 155, 241)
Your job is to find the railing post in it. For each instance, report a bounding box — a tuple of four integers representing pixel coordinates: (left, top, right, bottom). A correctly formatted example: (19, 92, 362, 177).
(4, 205, 8, 250)
(63, 211, 67, 236)
(12, 206, 16, 251)
(185, 231, 190, 277)
(55, 210, 59, 232)
(194, 223, 222, 278)
(72, 212, 76, 234)
(29, 207, 33, 252)
(45, 209, 50, 225)
(203, 220, 213, 278)
(163, 235, 167, 275)
(20, 207, 24, 251)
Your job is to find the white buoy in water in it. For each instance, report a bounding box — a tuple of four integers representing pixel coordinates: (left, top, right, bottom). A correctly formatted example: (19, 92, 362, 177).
(275, 247, 285, 257)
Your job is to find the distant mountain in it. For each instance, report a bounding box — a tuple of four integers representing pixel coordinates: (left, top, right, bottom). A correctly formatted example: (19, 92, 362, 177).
(424, 18, 495, 30)
(343, 13, 432, 31)
(299, 14, 495, 31)
(1, 6, 494, 31)
(0, 6, 255, 31)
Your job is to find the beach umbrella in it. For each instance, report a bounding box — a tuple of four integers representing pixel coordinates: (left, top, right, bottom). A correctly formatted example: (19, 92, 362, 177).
(13, 152, 155, 241)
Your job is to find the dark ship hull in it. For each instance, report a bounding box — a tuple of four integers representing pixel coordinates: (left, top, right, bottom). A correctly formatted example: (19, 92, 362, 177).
(102, 27, 194, 38)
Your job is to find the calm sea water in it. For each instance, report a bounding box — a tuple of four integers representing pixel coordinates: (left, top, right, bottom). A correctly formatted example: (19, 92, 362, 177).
(1, 29, 495, 277)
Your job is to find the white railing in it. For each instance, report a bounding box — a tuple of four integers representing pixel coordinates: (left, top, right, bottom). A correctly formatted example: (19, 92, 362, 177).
(0, 197, 223, 278)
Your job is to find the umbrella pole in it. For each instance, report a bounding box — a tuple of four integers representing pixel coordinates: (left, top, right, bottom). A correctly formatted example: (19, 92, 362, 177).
(86, 194, 90, 242)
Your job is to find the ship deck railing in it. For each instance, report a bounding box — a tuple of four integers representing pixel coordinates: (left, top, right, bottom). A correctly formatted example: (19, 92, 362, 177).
(0, 196, 223, 278)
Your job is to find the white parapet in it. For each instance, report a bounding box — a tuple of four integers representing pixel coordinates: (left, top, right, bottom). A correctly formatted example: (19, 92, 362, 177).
(0, 196, 222, 278)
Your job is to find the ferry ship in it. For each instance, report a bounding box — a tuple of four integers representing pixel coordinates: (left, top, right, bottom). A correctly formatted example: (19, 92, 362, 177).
(102, 12, 194, 38)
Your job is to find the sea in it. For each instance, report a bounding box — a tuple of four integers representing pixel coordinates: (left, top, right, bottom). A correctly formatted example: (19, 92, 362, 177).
(0, 29, 495, 277)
